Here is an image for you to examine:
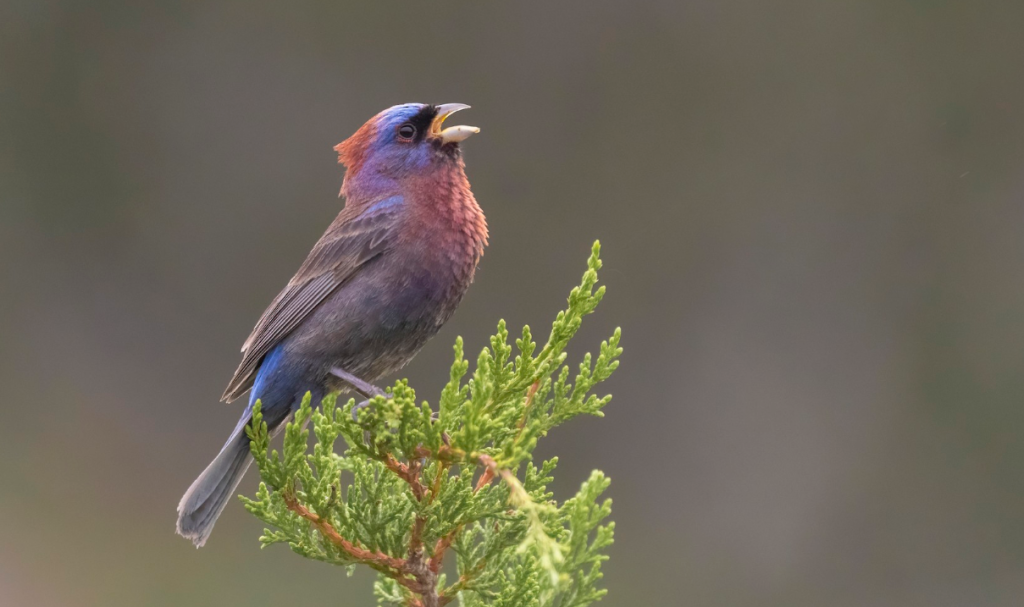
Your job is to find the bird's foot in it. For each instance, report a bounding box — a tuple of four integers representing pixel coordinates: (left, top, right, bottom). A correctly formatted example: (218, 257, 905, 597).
(351, 398, 373, 421)
(330, 367, 386, 399)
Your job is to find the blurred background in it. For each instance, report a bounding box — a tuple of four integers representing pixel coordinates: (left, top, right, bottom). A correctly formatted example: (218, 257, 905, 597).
(2, 1, 1024, 605)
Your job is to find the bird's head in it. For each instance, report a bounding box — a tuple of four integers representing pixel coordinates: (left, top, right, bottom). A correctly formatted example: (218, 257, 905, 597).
(335, 103, 479, 200)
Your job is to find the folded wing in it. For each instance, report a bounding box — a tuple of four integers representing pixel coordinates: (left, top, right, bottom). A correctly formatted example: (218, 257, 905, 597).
(221, 199, 402, 402)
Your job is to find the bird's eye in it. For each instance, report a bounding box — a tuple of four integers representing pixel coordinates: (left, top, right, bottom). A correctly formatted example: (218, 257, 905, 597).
(397, 123, 416, 140)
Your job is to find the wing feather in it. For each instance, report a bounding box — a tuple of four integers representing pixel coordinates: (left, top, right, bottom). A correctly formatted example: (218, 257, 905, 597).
(221, 200, 401, 402)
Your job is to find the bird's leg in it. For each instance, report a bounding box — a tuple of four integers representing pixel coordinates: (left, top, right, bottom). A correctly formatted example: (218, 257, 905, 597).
(331, 368, 443, 447)
(329, 367, 385, 426)
(330, 367, 386, 399)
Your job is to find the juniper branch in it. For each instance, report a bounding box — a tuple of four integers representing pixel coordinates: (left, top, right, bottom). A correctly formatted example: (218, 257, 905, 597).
(241, 242, 620, 607)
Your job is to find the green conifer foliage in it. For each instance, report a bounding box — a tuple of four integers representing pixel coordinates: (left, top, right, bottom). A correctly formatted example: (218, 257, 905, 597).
(241, 242, 621, 607)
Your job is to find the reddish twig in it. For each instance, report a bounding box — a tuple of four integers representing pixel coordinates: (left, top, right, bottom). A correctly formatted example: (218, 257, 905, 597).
(476, 453, 515, 485)
(411, 443, 463, 462)
(516, 381, 541, 431)
(428, 524, 461, 573)
(385, 454, 428, 501)
(282, 493, 407, 571)
(284, 492, 440, 602)
(409, 515, 427, 558)
(429, 443, 507, 574)
(430, 452, 519, 590)
(474, 467, 496, 492)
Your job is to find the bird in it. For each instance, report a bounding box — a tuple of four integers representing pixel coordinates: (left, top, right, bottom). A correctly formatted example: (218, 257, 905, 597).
(176, 103, 487, 547)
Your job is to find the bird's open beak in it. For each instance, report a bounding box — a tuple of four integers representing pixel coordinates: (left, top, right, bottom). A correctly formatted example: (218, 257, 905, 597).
(432, 103, 479, 144)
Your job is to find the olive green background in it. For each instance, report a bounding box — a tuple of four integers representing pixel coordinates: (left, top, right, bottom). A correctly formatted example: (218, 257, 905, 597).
(2, 1, 1024, 605)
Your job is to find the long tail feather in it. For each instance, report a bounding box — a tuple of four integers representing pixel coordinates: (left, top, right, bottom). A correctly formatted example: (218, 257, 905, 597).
(176, 419, 253, 548)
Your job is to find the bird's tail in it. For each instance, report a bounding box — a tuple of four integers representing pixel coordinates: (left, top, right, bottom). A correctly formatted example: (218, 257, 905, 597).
(176, 415, 254, 547)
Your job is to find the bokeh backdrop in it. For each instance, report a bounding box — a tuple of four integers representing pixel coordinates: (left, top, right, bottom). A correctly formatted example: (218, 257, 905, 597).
(3, 1, 1024, 606)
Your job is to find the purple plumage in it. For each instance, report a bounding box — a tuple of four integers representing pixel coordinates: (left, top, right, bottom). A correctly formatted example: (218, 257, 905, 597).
(177, 103, 487, 547)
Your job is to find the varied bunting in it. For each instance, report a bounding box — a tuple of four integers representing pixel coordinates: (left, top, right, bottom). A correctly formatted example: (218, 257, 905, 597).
(176, 103, 487, 547)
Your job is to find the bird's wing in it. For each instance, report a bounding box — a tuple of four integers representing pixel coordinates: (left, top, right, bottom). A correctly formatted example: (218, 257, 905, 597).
(221, 199, 402, 402)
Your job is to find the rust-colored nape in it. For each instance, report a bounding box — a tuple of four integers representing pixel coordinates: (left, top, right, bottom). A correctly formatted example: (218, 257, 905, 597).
(334, 119, 376, 176)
